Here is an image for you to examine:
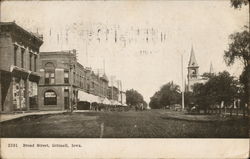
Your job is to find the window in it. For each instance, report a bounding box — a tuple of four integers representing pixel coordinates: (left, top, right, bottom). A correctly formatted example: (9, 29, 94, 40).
(21, 48, 25, 68)
(14, 46, 17, 66)
(44, 62, 55, 84)
(87, 84, 90, 93)
(29, 53, 32, 71)
(64, 70, 69, 84)
(50, 73, 55, 84)
(44, 90, 57, 105)
(34, 55, 37, 72)
(45, 72, 50, 84)
(64, 89, 69, 109)
(45, 72, 55, 84)
(73, 72, 76, 83)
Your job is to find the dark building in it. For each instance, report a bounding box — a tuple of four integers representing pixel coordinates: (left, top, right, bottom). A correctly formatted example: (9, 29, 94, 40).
(39, 50, 80, 110)
(108, 86, 119, 101)
(38, 50, 110, 110)
(0, 22, 43, 112)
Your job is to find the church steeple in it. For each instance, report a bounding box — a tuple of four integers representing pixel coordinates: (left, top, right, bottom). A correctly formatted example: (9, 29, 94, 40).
(188, 45, 198, 68)
(187, 45, 199, 92)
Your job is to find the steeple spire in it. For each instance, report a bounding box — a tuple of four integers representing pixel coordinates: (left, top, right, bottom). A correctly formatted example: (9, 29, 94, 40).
(188, 45, 198, 67)
(209, 61, 214, 74)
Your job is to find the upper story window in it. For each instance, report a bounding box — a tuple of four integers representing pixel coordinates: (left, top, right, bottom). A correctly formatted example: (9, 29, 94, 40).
(21, 48, 25, 68)
(29, 52, 33, 71)
(73, 72, 76, 83)
(87, 84, 90, 93)
(64, 70, 69, 84)
(14, 45, 18, 66)
(44, 62, 55, 84)
(34, 55, 37, 72)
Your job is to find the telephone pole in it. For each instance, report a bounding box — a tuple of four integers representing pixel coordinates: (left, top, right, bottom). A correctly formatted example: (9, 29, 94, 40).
(181, 53, 185, 111)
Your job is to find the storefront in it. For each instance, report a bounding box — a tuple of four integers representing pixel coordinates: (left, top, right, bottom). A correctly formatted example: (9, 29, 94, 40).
(11, 67, 40, 111)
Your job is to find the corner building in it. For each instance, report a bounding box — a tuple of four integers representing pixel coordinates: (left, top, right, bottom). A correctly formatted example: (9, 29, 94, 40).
(0, 22, 43, 112)
(38, 50, 110, 110)
(38, 50, 80, 110)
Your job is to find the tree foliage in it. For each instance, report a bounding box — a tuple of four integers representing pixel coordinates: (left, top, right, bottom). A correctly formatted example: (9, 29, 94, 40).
(149, 81, 181, 109)
(224, 27, 250, 68)
(230, 0, 249, 9)
(186, 71, 239, 111)
(224, 26, 250, 105)
(126, 89, 145, 107)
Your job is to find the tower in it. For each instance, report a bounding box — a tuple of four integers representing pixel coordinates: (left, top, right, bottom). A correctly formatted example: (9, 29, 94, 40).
(187, 46, 199, 92)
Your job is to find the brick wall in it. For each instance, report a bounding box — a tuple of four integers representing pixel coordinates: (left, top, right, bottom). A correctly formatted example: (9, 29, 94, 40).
(0, 33, 13, 71)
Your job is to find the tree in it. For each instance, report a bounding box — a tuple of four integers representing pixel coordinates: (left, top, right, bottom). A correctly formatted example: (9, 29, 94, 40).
(230, 0, 249, 9)
(149, 81, 181, 109)
(192, 71, 238, 114)
(224, 27, 250, 111)
(126, 89, 145, 107)
(149, 91, 161, 109)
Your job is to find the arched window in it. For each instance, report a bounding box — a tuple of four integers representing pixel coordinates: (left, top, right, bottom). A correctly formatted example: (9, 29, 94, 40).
(44, 62, 55, 84)
(44, 90, 57, 105)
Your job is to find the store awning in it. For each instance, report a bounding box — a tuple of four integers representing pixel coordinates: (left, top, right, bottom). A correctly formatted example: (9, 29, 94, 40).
(78, 91, 99, 103)
(102, 97, 111, 105)
(109, 100, 120, 105)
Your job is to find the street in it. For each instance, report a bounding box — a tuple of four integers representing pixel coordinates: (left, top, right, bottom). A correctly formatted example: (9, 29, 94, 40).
(0, 110, 248, 138)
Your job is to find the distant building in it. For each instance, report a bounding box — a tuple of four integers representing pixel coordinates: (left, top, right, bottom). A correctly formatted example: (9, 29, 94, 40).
(120, 91, 126, 105)
(108, 86, 119, 101)
(187, 46, 210, 92)
(0, 22, 43, 112)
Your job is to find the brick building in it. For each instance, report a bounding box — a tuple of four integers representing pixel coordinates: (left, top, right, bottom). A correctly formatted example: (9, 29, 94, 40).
(0, 22, 43, 112)
(39, 50, 80, 110)
(0, 22, 126, 113)
(38, 50, 110, 110)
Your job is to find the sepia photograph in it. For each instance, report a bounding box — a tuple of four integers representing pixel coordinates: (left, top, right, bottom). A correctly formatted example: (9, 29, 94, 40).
(0, 0, 249, 158)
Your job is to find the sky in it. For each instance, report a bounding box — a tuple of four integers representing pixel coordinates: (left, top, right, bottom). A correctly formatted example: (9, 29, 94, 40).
(1, 0, 248, 102)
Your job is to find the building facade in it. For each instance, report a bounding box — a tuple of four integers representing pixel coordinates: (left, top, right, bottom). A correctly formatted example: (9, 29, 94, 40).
(0, 22, 43, 112)
(120, 91, 127, 106)
(39, 50, 82, 110)
(1, 22, 127, 113)
(38, 50, 112, 110)
(108, 86, 119, 101)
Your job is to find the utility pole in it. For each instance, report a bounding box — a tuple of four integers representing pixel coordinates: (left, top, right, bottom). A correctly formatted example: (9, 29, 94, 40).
(103, 58, 105, 98)
(69, 49, 76, 113)
(69, 55, 73, 113)
(181, 53, 185, 111)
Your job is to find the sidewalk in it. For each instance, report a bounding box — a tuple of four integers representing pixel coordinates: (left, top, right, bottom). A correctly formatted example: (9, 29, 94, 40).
(0, 110, 67, 122)
(160, 110, 248, 122)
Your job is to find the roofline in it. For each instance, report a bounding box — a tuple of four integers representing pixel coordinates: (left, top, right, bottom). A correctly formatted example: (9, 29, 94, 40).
(0, 21, 43, 43)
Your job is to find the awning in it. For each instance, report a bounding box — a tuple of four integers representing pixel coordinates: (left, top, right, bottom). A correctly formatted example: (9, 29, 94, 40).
(109, 100, 121, 105)
(10, 65, 40, 81)
(78, 91, 99, 103)
(102, 98, 111, 105)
